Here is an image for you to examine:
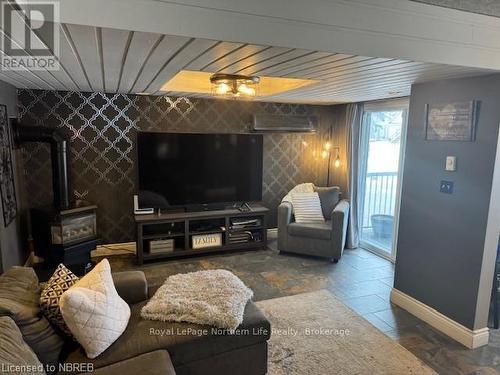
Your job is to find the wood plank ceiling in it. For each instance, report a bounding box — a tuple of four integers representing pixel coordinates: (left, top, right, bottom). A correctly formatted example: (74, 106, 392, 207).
(0, 22, 494, 104)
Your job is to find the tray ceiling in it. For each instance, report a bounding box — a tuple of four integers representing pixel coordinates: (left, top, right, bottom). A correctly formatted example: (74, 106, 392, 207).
(0, 23, 493, 104)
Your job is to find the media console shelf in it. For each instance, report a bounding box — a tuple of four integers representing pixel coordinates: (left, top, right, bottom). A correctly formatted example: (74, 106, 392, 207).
(134, 204, 269, 265)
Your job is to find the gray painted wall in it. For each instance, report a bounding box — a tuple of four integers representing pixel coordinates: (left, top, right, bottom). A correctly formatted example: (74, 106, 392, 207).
(394, 74, 500, 329)
(411, 0, 500, 17)
(0, 80, 23, 272)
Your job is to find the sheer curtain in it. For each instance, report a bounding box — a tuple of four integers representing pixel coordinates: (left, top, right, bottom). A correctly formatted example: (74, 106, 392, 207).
(342, 103, 363, 249)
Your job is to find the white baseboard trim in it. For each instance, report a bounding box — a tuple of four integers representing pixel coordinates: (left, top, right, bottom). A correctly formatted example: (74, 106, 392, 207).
(390, 288, 489, 349)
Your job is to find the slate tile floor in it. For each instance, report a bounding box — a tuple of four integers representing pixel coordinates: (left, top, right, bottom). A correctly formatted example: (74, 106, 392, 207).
(102, 233, 500, 374)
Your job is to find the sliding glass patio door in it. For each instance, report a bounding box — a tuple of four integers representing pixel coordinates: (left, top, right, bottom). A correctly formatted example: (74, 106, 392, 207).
(359, 99, 408, 260)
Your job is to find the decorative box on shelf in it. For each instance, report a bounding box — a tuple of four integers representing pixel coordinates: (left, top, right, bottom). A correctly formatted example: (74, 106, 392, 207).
(192, 232, 222, 249)
(148, 239, 174, 254)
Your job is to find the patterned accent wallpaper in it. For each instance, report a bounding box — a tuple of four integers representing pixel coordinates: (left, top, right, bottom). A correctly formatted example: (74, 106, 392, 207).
(18, 90, 335, 243)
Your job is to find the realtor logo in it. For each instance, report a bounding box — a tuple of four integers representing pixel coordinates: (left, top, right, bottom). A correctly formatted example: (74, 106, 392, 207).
(1, 1, 60, 70)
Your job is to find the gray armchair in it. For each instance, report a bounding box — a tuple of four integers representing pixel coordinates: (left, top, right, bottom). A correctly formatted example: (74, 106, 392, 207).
(277, 187, 350, 263)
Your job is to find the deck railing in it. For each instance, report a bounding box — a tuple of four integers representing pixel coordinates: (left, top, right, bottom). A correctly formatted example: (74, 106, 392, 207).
(361, 171, 398, 228)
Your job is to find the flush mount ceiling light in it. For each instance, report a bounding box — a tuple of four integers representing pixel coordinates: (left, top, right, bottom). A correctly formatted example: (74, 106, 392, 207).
(160, 70, 318, 98)
(210, 73, 260, 98)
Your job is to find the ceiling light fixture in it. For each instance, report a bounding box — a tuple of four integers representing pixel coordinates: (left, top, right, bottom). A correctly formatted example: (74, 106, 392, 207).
(161, 70, 317, 97)
(210, 73, 260, 98)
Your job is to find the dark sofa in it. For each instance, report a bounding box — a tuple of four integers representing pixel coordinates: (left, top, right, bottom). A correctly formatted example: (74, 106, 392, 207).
(0, 267, 270, 375)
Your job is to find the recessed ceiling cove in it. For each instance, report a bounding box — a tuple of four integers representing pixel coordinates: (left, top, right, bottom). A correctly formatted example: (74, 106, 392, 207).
(160, 70, 318, 97)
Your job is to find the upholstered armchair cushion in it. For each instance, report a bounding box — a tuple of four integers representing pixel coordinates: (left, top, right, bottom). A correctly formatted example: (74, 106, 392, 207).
(314, 186, 341, 220)
(288, 222, 332, 240)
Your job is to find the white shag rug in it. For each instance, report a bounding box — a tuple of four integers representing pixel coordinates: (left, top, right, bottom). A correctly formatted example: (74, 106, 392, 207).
(141, 269, 253, 330)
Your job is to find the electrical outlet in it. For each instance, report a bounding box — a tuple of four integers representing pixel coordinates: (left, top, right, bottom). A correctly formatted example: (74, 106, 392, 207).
(440, 180, 454, 194)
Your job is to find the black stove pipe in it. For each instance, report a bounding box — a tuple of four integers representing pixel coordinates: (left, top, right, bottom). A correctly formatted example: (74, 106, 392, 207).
(13, 121, 70, 209)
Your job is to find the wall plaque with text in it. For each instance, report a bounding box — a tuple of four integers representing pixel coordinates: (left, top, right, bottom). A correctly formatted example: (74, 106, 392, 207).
(425, 101, 477, 141)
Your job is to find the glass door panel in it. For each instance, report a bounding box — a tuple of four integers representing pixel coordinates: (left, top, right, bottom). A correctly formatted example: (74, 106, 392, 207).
(359, 106, 407, 260)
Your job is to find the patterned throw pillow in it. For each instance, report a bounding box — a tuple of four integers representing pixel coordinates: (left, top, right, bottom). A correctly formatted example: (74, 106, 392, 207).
(40, 264, 79, 336)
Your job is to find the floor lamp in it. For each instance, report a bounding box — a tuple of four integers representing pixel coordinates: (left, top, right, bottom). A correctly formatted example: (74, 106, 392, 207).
(323, 143, 341, 186)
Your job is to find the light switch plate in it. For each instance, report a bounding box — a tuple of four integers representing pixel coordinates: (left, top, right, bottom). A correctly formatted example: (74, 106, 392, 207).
(445, 156, 456, 171)
(440, 180, 454, 194)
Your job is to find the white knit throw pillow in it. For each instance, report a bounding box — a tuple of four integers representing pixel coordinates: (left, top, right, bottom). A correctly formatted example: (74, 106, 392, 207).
(291, 192, 325, 223)
(60, 259, 130, 359)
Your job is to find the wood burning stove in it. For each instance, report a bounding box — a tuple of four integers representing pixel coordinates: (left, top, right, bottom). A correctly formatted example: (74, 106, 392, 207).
(13, 121, 99, 270)
(50, 206, 97, 246)
(30, 204, 99, 266)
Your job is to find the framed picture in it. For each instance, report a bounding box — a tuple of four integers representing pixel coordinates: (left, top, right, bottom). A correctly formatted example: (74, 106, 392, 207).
(425, 100, 478, 141)
(0, 105, 17, 227)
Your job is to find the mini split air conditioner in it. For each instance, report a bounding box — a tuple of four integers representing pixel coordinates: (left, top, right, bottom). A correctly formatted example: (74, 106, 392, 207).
(251, 114, 317, 133)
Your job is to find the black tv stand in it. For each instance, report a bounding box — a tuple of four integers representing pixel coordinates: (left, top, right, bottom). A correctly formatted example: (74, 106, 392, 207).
(135, 204, 268, 265)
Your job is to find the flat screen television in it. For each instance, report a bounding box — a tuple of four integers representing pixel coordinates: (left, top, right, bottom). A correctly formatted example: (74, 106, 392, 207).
(137, 132, 263, 209)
